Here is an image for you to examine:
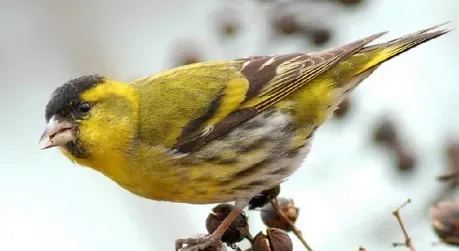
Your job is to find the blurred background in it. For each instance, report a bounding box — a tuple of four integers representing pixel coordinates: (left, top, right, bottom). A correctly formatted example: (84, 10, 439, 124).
(1, 0, 459, 250)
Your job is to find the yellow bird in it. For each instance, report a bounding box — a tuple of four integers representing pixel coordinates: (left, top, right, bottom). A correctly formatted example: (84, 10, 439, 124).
(40, 23, 450, 251)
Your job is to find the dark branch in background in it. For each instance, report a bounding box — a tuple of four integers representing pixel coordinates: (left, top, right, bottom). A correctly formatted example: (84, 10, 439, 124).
(427, 142, 459, 217)
(270, 198, 314, 251)
(437, 172, 459, 182)
(438, 141, 459, 188)
(391, 199, 416, 251)
(372, 118, 416, 173)
(359, 246, 367, 251)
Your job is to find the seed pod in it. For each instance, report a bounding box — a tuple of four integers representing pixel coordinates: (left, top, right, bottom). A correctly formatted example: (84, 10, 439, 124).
(261, 197, 298, 231)
(310, 28, 331, 46)
(445, 141, 459, 187)
(222, 23, 238, 37)
(372, 118, 397, 146)
(179, 53, 200, 66)
(333, 97, 351, 119)
(215, 7, 241, 38)
(430, 200, 459, 246)
(446, 141, 459, 164)
(274, 14, 298, 35)
(396, 149, 416, 172)
(206, 203, 249, 245)
(267, 228, 293, 251)
(170, 40, 202, 67)
(253, 232, 271, 251)
(249, 185, 281, 209)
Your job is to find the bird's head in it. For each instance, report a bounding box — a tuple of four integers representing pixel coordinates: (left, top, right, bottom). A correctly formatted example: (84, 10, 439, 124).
(39, 75, 139, 163)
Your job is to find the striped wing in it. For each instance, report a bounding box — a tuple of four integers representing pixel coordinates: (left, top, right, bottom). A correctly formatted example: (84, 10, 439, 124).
(170, 32, 388, 153)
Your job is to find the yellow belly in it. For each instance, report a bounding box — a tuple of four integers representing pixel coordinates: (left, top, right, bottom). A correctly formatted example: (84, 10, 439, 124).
(90, 109, 312, 204)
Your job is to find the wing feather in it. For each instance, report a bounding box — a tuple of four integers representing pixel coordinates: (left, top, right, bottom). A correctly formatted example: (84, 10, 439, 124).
(133, 32, 389, 153)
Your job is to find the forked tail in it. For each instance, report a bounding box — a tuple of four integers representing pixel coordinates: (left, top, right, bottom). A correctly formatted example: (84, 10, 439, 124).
(354, 22, 451, 76)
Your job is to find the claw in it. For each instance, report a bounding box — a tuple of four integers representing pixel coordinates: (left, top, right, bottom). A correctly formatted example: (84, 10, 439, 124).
(176, 200, 248, 251)
(175, 234, 226, 251)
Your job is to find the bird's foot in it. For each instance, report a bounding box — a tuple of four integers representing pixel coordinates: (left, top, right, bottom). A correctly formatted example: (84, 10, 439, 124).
(175, 233, 227, 251)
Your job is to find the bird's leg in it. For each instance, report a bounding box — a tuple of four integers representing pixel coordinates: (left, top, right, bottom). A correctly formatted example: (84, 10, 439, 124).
(175, 199, 249, 251)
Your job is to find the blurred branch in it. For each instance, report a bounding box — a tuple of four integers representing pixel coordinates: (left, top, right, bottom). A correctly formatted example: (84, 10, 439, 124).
(391, 199, 416, 251)
(437, 172, 459, 182)
(359, 246, 367, 251)
(270, 198, 314, 251)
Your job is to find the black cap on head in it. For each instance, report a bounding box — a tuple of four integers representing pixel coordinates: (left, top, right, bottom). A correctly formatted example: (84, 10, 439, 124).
(45, 75, 103, 121)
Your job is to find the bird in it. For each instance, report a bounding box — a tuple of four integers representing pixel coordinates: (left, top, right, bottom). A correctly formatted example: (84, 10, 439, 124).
(39, 23, 450, 251)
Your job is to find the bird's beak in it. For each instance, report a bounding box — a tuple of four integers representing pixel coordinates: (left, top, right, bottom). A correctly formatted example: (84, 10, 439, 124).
(39, 115, 76, 150)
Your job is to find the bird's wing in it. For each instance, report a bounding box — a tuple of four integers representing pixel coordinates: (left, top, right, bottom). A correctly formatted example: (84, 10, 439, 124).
(131, 32, 387, 153)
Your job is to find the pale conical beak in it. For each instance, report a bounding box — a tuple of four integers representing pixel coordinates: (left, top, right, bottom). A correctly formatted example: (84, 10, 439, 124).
(39, 115, 76, 150)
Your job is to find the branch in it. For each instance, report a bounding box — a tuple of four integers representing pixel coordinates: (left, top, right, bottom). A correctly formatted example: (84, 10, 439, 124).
(270, 198, 314, 251)
(437, 171, 459, 182)
(391, 199, 416, 251)
(359, 246, 367, 251)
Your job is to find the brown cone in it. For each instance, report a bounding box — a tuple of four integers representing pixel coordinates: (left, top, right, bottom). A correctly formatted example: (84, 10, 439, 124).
(253, 232, 271, 251)
(261, 198, 298, 231)
(206, 203, 249, 245)
(430, 200, 459, 246)
(267, 228, 293, 251)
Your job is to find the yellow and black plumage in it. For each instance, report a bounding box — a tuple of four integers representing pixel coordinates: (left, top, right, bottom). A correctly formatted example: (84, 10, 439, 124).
(40, 23, 450, 251)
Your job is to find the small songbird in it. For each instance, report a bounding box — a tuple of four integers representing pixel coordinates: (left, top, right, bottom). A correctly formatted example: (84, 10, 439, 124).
(39, 23, 450, 251)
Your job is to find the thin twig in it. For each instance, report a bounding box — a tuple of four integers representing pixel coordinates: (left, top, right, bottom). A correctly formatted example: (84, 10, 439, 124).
(270, 198, 314, 251)
(437, 171, 459, 182)
(245, 232, 254, 244)
(391, 198, 416, 251)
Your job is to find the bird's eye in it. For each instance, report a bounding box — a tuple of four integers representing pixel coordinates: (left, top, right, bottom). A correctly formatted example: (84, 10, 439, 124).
(78, 102, 91, 113)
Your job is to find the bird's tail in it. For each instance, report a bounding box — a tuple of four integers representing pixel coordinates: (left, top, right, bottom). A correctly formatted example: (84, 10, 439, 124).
(353, 22, 452, 76)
